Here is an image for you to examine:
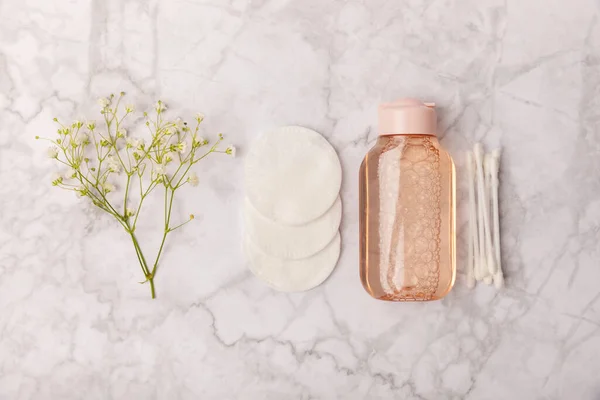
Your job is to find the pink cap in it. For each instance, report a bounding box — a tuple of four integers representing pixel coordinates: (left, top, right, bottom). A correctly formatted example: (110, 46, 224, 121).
(378, 98, 437, 135)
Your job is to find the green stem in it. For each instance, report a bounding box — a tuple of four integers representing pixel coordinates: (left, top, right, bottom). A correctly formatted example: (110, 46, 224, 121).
(151, 187, 175, 277)
(123, 173, 131, 211)
(128, 229, 149, 275)
(151, 229, 169, 277)
(129, 231, 147, 274)
(168, 218, 192, 232)
(126, 226, 156, 299)
(149, 278, 156, 299)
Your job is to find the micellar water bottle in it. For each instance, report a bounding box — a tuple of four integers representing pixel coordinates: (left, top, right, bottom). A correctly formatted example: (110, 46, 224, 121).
(359, 99, 456, 301)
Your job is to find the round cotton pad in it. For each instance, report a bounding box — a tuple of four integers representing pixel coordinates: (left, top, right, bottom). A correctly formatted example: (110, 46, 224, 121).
(245, 232, 341, 292)
(244, 196, 342, 260)
(245, 126, 342, 225)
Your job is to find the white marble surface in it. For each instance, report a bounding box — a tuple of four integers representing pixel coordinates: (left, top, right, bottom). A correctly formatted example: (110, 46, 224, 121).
(1, 0, 600, 398)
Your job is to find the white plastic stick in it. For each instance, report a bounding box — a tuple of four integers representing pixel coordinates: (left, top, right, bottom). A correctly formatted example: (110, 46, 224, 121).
(473, 144, 489, 278)
(491, 150, 504, 288)
(468, 152, 481, 282)
(466, 152, 476, 288)
(483, 154, 497, 276)
(482, 155, 494, 286)
(482, 154, 495, 285)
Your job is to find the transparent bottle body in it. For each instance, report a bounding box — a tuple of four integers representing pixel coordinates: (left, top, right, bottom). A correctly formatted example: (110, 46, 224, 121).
(359, 134, 456, 301)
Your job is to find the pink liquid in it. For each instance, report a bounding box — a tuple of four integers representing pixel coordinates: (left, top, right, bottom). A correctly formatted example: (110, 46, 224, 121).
(359, 134, 456, 301)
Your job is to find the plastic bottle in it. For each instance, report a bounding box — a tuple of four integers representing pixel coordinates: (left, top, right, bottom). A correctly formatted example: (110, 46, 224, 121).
(359, 99, 456, 301)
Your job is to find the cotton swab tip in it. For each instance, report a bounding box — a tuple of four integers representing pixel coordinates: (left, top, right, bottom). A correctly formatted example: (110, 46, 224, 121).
(494, 271, 504, 289)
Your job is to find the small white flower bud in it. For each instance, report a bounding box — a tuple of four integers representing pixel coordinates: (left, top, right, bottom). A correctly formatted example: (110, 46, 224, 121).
(176, 141, 187, 154)
(64, 168, 77, 179)
(98, 98, 110, 108)
(102, 182, 115, 193)
(47, 147, 59, 158)
(155, 101, 166, 113)
(225, 145, 236, 157)
(187, 172, 199, 187)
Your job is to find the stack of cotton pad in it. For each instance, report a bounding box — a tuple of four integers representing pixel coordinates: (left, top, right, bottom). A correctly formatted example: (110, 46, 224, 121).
(244, 126, 342, 292)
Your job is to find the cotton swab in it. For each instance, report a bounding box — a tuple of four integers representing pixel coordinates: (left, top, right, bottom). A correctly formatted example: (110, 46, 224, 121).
(468, 151, 482, 282)
(490, 150, 504, 288)
(473, 144, 489, 279)
(466, 152, 476, 288)
(466, 145, 504, 291)
(483, 154, 496, 276)
(482, 155, 494, 285)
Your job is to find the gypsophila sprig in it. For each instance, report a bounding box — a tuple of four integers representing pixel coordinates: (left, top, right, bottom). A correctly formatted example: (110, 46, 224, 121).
(37, 92, 235, 299)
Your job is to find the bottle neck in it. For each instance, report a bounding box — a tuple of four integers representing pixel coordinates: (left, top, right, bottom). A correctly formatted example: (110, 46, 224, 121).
(379, 133, 436, 137)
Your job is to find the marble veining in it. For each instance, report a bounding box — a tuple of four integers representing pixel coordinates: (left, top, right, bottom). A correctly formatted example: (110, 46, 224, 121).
(1, 0, 600, 398)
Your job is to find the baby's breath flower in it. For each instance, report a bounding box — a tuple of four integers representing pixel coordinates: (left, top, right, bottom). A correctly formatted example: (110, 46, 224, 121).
(64, 168, 77, 179)
(102, 181, 115, 193)
(187, 172, 199, 187)
(59, 127, 72, 136)
(175, 141, 187, 154)
(107, 156, 121, 173)
(153, 165, 166, 182)
(69, 155, 81, 167)
(164, 152, 177, 163)
(174, 118, 185, 130)
(47, 147, 59, 158)
(98, 97, 110, 109)
(155, 100, 166, 113)
(192, 134, 206, 148)
(75, 132, 89, 146)
(42, 93, 235, 299)
(75, 185, 87, 197)
(225, 145, 236, 157)
(51, 172, 63, 186)
(126, 137, 137, 148)
(154, 165, 166, 177)
(126, 137, 143, 149)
